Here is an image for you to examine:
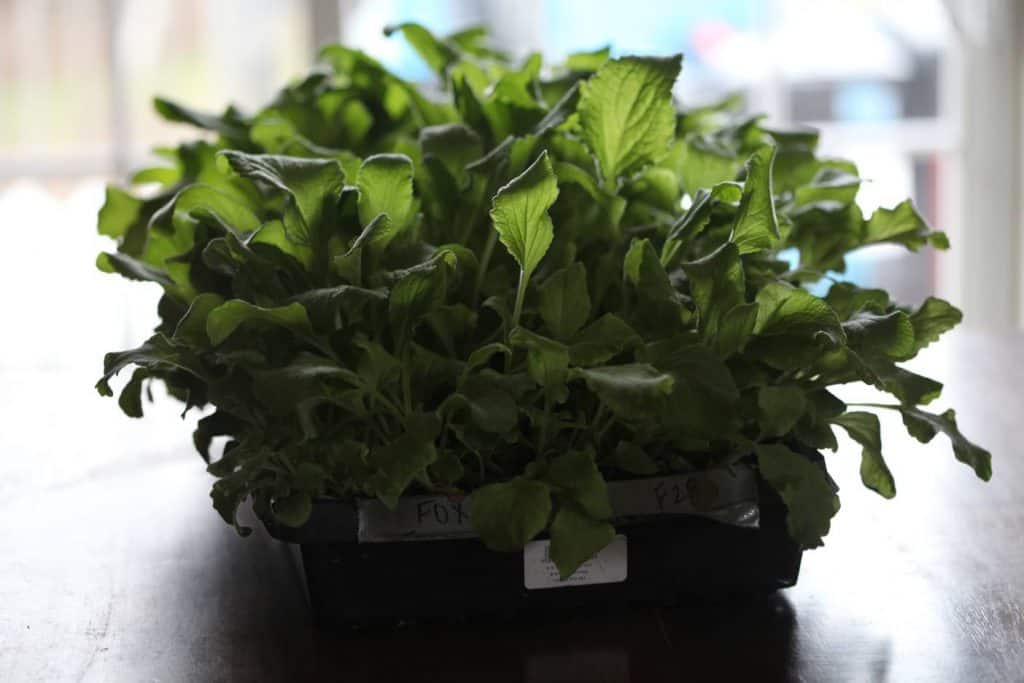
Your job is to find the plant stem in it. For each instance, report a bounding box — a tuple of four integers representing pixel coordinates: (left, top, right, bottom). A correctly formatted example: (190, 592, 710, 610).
(472, 450, 486, 482)
(309, 336, 339, 362)
(372, 392, 403, 419)
(473, 230, 498, 304)
(504, 269, 529, 374)
(511, 269, 528, 332)
(439, 416, 449, 452)
(845, 402, 902, 410)
(401, 347, 412, 415)
(595, 407, 616, 449)
(590, 403, 608, 448)
(458, 167, 499, 246)
(457, 204, 483, 247)
(538, 391, 552, 454)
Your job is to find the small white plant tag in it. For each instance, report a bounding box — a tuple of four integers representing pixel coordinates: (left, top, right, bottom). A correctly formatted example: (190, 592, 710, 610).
(523, 534, 628, 589)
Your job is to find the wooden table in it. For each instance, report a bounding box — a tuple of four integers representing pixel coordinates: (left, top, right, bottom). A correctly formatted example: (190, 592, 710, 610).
(2, 330, 1022, 682)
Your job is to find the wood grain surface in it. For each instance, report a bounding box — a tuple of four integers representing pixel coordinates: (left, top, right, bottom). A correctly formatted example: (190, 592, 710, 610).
(1, 330, 1022, 682)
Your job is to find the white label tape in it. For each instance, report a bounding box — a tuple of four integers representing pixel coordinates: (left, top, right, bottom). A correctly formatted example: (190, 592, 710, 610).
(357, 466, 759, 543)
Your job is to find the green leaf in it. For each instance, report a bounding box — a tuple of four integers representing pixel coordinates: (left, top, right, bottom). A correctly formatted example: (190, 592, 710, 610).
(356, 153, 417, 239)
(97, 186, 143, 239)
(173, 293, 225, 346)
(665, 181, 743, 248)
(731, 145, 780, 255)
(758, 385, 807, 437)
(290, 285, 387, 333)
(909, 297, 962, 353)
(872, 362, 944, 406)
(553, 161, 627, 226)
(842, 310, 915, 361)
(446, 26, 505, 60)
(627, 166, 681, 212)
(573, 364, 675, 420)
(624, 238, 675, 300)
(549, 504, 616, 579)
(97, 334, 206, 394)
(332, 214, 391, 283)
(199, 231, 309, 303)
(367, 419, 440, 508)
(536, 82, 582, 135)
(539, 262, 591, 340)
(674, 139, 741, 197)
(611, 441, 659, 476)
(713, 302, 760, 357)
(682, 242, 745, 339)
(117, 368, 149, 418)
(832, 411, 895, 498)
(793, 162, 860, 208)
(490, 151, 560, 280)
(250, 218, 314, 267)
(566, 47, 611, 72)
(509, 327, 570, 395)
(825, 282, 890, 319)
(219, 151, 345, 242)
(900, 407, 992, 481)
(430, 450, 465, 485)
(211, 474, 253, 537)
(755, 282, 844, 339)
(168, 183, 263, 238)
(863, 200, 948, 251)
(249, 354, 354, 418)
(568, 314, 642, 366)
(272, 492, 313, 527)
(624, 238, 682, 335)
(424, 303, 478, 365)
(419, 123, 482, 189)
(388, 254, 452, 350)
(795, 389, 845, 451)
(192, 411, 240, 463)
(355, 339, 401, 392)
(579, 55, 682, 187)
(96, 252, 175, 289)
(131, 162, 180, 187)
(206, 300, 313, 346)
(546, 449, 613, 519)
(785, 202, 863, 272)
(457, 374, 519, 434)
(650, 343, 740, 405)
(464, 342, 512, 372)
(384, 23, 458, 77)
(755, 443, 840, 549)
(154, 97, 248, 142)
(451, 71, 493, 143)
(470, 478, 552, 552)
(493, 53, 544, 110)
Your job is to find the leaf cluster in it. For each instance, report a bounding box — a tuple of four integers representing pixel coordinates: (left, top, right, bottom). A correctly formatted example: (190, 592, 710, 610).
(96, 25, 989, 577)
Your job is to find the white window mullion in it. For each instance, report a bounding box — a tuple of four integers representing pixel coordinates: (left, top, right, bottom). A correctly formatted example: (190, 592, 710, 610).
(952, 0, 1023, 329)
(103, 0, 131, 178)
(309, 0, 343, 57)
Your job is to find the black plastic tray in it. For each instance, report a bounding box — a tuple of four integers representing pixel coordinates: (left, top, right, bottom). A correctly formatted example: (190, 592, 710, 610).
(263, 468, 807, 629)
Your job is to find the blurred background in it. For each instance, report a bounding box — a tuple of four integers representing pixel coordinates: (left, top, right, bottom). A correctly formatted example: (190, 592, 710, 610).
(2, 5, 1019, 676)
(0, 0, 1020, 380)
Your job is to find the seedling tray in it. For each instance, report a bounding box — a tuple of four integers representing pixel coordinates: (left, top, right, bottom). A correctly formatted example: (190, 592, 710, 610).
(262, 456, 822, 628)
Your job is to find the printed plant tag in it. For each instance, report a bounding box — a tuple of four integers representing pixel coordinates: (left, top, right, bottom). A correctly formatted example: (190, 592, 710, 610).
(524, 535, 628, 589)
